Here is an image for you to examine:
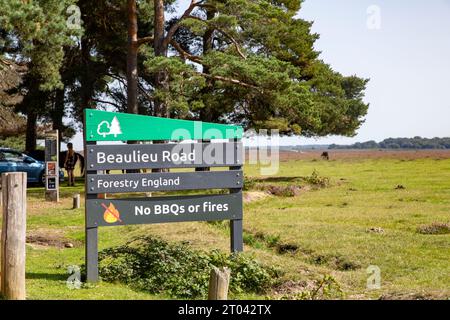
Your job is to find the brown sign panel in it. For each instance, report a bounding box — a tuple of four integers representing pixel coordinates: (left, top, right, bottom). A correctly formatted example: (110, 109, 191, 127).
(86, 193, 243, 228)
(86, 142, 243, 171)
(87, 170, 243, 194)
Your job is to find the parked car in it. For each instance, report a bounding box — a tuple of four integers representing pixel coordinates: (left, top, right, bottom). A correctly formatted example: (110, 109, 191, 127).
(0, 148, 64, 185)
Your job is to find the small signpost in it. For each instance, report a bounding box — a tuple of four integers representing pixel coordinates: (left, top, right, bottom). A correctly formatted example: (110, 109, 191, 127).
(45, 130, 59, 202)
(84, 110, 244, 282)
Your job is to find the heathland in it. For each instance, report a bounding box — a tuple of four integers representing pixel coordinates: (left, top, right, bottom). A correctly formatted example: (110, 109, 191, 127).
(3, 150, 449, 300)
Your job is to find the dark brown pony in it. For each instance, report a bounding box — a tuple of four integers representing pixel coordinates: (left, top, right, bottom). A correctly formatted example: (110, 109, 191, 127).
(60, 150, 85, 176)
(26, 150, 85, 176)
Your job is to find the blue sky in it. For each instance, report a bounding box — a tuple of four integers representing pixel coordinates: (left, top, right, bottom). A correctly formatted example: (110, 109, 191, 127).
(295, 0, 450, 145)
(70, 0, 450, 149)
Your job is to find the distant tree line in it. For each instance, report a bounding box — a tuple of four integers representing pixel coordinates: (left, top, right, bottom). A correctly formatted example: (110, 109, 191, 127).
(329, 137, 450, 150)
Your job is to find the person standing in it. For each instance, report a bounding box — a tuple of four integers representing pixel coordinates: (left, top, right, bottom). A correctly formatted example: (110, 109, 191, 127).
(64, 143, 76, 186)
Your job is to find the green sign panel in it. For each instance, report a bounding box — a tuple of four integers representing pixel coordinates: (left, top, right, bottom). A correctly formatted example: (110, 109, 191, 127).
(85, 109, 243, 142)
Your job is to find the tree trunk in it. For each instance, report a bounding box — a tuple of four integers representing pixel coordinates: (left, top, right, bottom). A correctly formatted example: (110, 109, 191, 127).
(80, 38, 95, 110)
(25, 112, 37, 153)
(199, 8, 216, 122)
(203, 9, 215, 60)
(196, 9, 217, 172)
(127, 0, 138, 114)
(53, 88, 65, 151)
(125, 0, 140, 174)
(153, 0, 169, 118)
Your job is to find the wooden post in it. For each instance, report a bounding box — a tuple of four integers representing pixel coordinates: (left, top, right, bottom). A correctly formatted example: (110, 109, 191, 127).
(72, 194, 80, 209)
(85, 140, 99, 282)
(230, 137, 244, 253)
(1, 172, 27, 300)
(208, 267, 231, 300)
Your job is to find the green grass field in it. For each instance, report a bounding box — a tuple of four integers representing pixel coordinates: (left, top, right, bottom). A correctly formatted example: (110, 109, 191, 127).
(2, 152, 449, 300)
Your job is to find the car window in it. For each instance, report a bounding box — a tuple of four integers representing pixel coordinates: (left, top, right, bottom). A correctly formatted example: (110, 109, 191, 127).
(0, 151, 24, 162)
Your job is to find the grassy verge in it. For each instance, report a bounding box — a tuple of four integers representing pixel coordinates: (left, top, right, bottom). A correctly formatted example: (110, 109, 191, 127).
(1, 156, 449, 299)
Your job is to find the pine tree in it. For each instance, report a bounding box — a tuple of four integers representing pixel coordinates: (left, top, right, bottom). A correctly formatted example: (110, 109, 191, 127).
(1, 0, 81, 150)
(0, 0, 81, 90)
(45, 0, 370, 138)
(139, 0, 369, 136)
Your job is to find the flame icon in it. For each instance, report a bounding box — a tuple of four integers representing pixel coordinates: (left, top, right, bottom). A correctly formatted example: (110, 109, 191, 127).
(101, 203, 122, 223)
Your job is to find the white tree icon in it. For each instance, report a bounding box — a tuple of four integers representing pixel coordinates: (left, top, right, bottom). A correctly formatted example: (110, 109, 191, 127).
(109, 116, 122, 137)
(97, 116, 123, 138)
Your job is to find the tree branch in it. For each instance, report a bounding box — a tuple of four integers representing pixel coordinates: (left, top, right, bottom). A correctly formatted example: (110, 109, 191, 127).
(106, 73, 128, 88)
(136, 36, 154, 47)
(169, 39, 259, 91)
(216, 29, 247, 59)
(170, 40, 203, 63)
(163, 0, 205, 47)
(137, 82, 154, 102)
(200, 73, 260, 91)
(167, 14, 246, 60)
(92, 98, 124, 110)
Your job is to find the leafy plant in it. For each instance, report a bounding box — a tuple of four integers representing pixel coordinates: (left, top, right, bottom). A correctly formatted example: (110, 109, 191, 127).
(97, 236, 277, 298)
(0, 135, 26, 151)
(303, 170, 330, 188)
(243, 175, 257, 191)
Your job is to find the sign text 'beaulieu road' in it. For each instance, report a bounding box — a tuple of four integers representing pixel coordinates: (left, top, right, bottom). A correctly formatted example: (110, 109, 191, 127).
(86, 142, 243, 170)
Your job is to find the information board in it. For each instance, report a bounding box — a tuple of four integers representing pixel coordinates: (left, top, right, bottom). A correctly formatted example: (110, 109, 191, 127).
(84, 110, 244, 283)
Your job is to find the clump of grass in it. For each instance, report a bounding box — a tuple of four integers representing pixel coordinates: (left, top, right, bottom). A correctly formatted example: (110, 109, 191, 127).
(276, 243, 299, 254)
(417, 222, 450, 235)
(303, 170, 330, 188)
(310, 254, 360, 271)
(207, 220, 228, 229)
(244, 230, 299, 255)
(243, 175, 257, 191)
(243, 233, 265, 249)
(279, 275, 344, 300)
(244, 231, 282, 250)
(265, 185, 301, 197)
(265, 234, 282, 248)
(97, 236, 278, 298)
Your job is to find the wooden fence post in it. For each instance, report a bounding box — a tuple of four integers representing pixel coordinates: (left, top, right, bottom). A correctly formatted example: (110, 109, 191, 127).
(208, 267, 231, 300)
(1, 172, 27, 300)
(72, 194, 80, 209)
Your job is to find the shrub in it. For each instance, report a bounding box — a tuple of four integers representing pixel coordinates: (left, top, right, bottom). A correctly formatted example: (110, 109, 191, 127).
(0, 135, 25, 151)
(303, 170, 330, 188)
(417, 222, 450, 235)
(97, 236, 277, 298)
(243, 175, 256, 191)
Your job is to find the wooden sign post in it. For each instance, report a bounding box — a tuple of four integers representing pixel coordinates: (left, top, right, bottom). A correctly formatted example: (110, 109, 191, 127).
(45, 130, 59, 202)
(84, 110, 244, 283)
